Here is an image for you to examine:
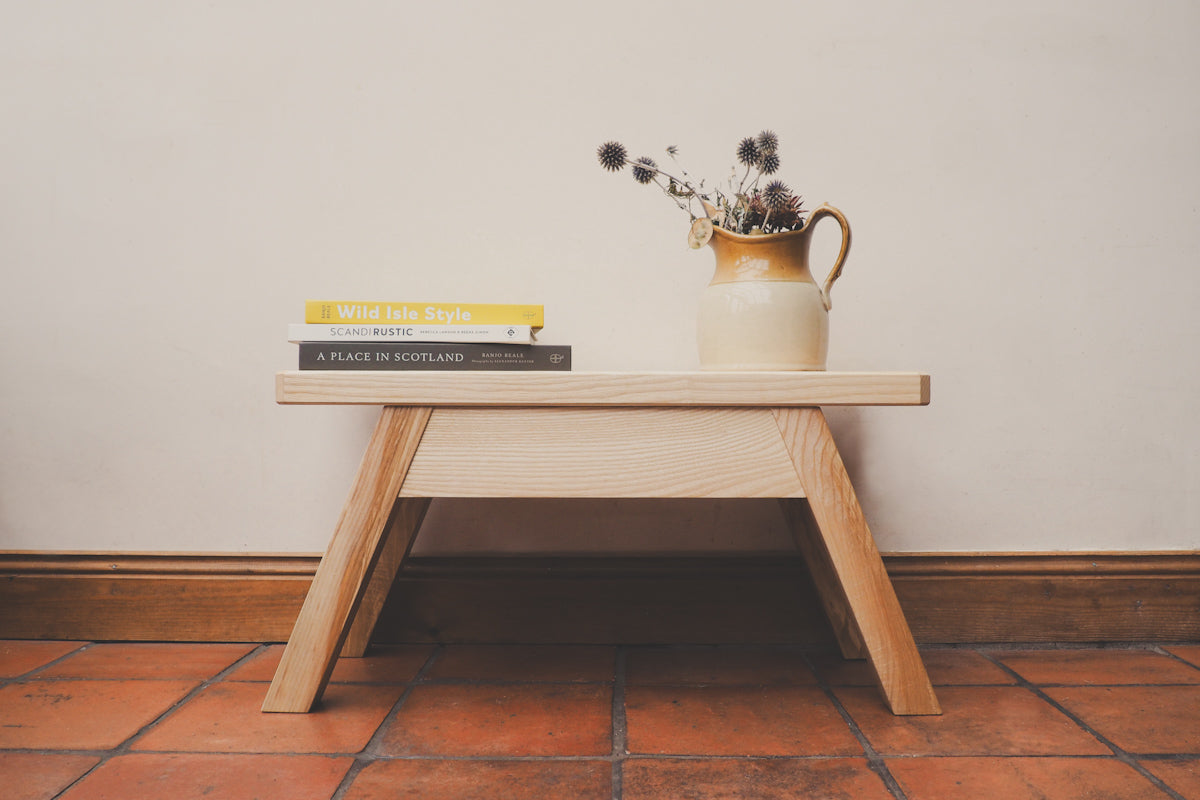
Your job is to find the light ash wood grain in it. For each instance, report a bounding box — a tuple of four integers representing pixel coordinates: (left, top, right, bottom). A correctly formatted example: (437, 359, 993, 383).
(780, 498, 867, 660)
(276, 371, 930, 407)
(262, 405, 431, 712)
(775, 407, 941, 715)
(398, 407, 805, 498)
(340, 497, 430, 658)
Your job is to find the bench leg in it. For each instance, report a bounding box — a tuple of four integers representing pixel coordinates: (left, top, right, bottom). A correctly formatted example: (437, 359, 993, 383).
(780, 499, 867, 660)
(774, 407, 941, 716)
(340, 497, 431, 658)
(263, 405, 432, 713)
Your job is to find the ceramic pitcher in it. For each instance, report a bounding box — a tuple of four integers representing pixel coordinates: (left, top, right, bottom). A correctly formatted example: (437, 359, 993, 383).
(697, 203, 851, 370)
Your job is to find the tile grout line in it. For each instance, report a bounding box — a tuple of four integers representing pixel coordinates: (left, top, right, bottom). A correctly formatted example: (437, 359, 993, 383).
(1153, 643, 1200, 674)
(1, 641, 94, 689)
(328, 644, 447, 799)
(361, 643, 444, 756)
(801, 652, 910, 800)
(328, 761, 369, 799)
(610, 646, 628, 800)
(975, 649, 1190, 800)
(48, 643, 272, 800)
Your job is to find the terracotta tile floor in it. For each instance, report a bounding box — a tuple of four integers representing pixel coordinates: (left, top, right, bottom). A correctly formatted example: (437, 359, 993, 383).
(1, 640, 1199, 799)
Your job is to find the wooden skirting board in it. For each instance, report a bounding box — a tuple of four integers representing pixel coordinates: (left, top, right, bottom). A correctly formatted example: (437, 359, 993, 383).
(1, 551, 1198, 644)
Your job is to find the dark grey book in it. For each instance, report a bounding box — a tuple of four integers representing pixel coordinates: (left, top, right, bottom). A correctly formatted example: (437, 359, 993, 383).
(298, 342, 571, 371)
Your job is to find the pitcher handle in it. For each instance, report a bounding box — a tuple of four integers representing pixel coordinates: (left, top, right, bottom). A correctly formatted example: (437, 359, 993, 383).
(809, 203, 852, 311)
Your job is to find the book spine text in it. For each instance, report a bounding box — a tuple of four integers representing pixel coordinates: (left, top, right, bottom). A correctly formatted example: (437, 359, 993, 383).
(298, 342, 571, 371)
(305, 301, 544, 328)
(288, 323, 532, 344)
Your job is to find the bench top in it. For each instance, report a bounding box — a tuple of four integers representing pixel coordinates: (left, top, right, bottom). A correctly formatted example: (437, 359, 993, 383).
(275, 371, 930, 407)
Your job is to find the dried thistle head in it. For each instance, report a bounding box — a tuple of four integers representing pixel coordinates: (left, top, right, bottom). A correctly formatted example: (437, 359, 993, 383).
(768, 193, 805, 229)
(761, 179, 791, 210)
(759, 152, 781, 175)
(736, 136, 760, 167)
(755, 129, 779, 155)
(743, 182, 805, 231)
(631, 156, 658, 185)
(597, 141, 628, 171)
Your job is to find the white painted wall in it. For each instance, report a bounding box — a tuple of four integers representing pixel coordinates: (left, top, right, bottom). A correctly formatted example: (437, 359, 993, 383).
(2, 0, 1197, 555)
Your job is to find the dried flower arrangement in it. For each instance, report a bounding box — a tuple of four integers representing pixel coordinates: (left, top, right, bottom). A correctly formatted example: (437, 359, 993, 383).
(596, 131, 807, 248)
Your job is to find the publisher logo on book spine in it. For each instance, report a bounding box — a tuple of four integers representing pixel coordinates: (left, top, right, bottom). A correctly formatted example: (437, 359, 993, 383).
(505, 327, 517, 339)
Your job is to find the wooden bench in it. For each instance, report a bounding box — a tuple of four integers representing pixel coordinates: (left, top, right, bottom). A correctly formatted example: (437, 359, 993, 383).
(262, 371, 942, 716)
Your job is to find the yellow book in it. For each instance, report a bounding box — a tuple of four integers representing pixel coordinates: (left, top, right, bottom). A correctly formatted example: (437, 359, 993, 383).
(305, 300, 543, 328)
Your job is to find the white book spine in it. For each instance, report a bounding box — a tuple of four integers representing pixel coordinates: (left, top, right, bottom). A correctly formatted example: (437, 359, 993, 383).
(288, 323, 533, 344)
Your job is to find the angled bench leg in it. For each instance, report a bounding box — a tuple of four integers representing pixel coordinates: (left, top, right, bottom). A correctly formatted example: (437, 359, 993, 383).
(780, 499, 867, 660)
(340, 496, 431, 658)
(263, 405, 432, 713)
(774, 407, 941, 716)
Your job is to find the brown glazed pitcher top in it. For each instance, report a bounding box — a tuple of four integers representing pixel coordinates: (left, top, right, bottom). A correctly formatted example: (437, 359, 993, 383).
(706, 224, 817, 284)
(705, 203, 852, 311)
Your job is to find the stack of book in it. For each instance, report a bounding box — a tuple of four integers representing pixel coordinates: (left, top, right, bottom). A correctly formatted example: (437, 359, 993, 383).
(290, 300, 571, 371)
